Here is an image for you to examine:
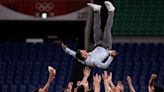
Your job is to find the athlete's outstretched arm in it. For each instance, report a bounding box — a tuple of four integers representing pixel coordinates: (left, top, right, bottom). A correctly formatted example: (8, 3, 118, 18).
(61, 42, 76, 58)
(95, 51, 117, 69)
(95, 56, 114, 69)
(61, 42, 85, 65)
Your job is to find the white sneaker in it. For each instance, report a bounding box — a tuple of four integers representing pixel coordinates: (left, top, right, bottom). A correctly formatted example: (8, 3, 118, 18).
(104, 1, 115, 12)
(87, 3, 101, 12)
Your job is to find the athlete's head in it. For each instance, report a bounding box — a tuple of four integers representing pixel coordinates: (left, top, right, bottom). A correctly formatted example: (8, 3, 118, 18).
(77, 85, 85, 92)
(76, 49, 88, 61)
(116, 81, 124, 92)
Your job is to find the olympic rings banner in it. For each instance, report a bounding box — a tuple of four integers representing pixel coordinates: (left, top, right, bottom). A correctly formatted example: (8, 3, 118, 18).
(35, 2, 54, 13)
(0, 0, 90, 20)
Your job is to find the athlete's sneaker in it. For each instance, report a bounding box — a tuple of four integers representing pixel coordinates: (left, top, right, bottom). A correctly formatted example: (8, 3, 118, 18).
(104, 1, 115, 12)
(87, 3, 102, 12)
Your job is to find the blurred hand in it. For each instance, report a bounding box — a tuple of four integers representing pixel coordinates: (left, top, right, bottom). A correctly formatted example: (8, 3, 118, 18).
(127, 76, 136, 92)
(108, 72, 112, 83)
(116, 81, 124, 92)
(148, 74, 157, 92)
(93, 73, 101, 86)
(127, 76, 132, 85)
(111, 50, 118, 57)
(102, 71, 112, 92)
(61, 42, 67, 49)
(48, 66, 56, 75)
(48, 66, 56, 82)
(83, 66, 91, 78)
(149, 74, 157, 86)
(68, 82, 73, 90)
(77, 81, 82, 86)
(102, 71, 108, 82)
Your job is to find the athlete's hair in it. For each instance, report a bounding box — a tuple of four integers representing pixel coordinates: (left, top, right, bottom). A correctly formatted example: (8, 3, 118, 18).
(77, 85, 85, 92)
(75, 50, 85, 61)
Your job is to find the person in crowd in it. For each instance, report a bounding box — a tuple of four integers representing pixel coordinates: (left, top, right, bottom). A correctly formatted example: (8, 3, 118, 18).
(74, 66, 91, 92)
(64, 82, 73, 92)
(102, 71, 124, 92)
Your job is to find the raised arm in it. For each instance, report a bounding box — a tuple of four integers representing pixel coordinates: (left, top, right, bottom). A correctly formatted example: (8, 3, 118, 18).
(93, 73, 101, 92)
(64, 82, 73, 92)
(148, 74, 157, 92)
(95, 51, 118, 69)
(127, 76, 136, 92)
(61, 42, 76, 58)
(81, 66, 91, 82)
(108, 72, 116, 92)
(102, 71, 111, 92)
(81, 66, 91, 92)
(42, 66, 56, 92)
(96, 56, 113, 69)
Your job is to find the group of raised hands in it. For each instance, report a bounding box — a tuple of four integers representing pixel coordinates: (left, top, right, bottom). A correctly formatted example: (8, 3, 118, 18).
(94, 71, 127, 92)
(64, 66, 158, 92)
(93, 71, 158, 92)
(64, 66, 127, 92)
(64, 67, 91, 92)
(34, 66, 158, 92)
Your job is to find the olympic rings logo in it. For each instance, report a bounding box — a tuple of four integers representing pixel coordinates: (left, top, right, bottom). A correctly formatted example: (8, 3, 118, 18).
(35, 2, 54, 12)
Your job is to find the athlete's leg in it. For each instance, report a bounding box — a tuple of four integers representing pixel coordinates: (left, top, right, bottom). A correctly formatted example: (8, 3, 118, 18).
(102, 1, 115, 49)
(87, 3, 103, 46)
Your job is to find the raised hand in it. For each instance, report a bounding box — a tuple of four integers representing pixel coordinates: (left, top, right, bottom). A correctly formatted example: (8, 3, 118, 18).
(83, 66, 91, 78)
(68, 82, 73, 90)
(102, 71, 108, 82)
(127, 76, 136, 92)
(148, 74, 157, 92)
(93, 73, 101, 90)
(107, 72, 115, 91)
(61, 42, 67, 49)
(102, 71, 112, 92)
(111, 50, 118, 57)
(48, 66, 56, 82)
(127, 76, 132, 86)
(108, 72, 112, 82)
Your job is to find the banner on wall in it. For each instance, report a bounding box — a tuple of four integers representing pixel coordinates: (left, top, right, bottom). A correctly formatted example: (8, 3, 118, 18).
(0, 4, 90, 21)
(0, 0, 91, 20)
